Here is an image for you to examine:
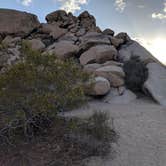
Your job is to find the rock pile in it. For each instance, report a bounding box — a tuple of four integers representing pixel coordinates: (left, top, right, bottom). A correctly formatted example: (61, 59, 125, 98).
(0, 9, 165, 106)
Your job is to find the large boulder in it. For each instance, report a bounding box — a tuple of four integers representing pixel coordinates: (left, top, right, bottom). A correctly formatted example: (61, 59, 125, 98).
(85, 77, 110, 96)
(0, 9, 40, 36)
(144, 63, 166, 106)
(46, 10, 77, 28)
(118, 41, 157, 63)
(95, 65, 125, 87)
(27, 39, 45, 51)
(79, 45, 117, 65)
(79, 32, 111, 51)
(47, 41, 79, 60)
(45, 10, 68, 24)
(39, 23, 67, 40)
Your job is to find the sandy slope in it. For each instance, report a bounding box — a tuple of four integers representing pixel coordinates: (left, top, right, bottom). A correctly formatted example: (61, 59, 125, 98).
(62, 97, 166, 166)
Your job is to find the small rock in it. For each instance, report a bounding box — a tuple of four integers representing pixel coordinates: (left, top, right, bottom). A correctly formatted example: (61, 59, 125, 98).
(85, 77, 110, 96)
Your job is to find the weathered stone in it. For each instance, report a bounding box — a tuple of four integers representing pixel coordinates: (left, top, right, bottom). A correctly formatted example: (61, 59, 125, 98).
(115, 32, 131, 43)
(95, 65, 125, 87)
(59, 33, 78, 44)
(0, 9, 40, 36)
(95, 65, 125, 77)
(45, 10, 68, 23)
(144, 63, 166, 106)
(83, 63, 102, 73)
(2, 36, 21, 47)
(27, 39, 45, 51)
(46, 10, 77, 28)
(85, 77, 110, 96)
(78, 11, 96, 31)
(110, 36, 124, 48)
(79, 45, 117, 65)
(102, 60, 123, 67)
(40, 23, 67, 40)
(79, 32, 111, 50)
(103, 29, 114, 36)
(76, 28, 86, 37)
(47, 41, 79, 60)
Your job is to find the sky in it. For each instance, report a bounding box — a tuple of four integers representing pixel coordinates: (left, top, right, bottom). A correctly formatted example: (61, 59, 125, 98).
(0, 0, 166, 64)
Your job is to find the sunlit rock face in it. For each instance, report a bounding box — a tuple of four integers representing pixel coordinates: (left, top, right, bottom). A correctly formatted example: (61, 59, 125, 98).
(0, 9, 165, 105)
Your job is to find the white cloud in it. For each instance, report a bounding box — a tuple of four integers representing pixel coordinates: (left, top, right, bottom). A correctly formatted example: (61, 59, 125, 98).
(58, 0, 88, 13)
(137, 5, 145, 9)
(114, 0, 126, 13)
(152, 2, 166, 20)
(20, 0, 32, 6)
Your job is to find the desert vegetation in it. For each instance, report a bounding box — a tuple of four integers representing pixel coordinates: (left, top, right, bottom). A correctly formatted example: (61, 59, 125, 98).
(0, 43, 117, 166)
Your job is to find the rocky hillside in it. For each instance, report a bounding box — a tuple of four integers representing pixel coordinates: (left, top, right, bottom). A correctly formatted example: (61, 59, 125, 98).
(0, 9, 166, 106)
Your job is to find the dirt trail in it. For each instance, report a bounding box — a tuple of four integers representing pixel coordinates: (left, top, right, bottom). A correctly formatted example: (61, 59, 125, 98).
(62, 97, 166, 166)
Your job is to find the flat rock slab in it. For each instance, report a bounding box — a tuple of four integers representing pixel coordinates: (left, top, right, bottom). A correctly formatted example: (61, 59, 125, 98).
(118, 41, 157, 62)
(61, 98, 166, 166)
(144, 63, 166, 106)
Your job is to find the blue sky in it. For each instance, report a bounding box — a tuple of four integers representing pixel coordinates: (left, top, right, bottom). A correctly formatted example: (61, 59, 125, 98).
(0, 0, 166, 64)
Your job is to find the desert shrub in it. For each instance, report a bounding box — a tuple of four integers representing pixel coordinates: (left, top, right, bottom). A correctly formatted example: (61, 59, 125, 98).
(0, 112, 117, 165)
(64, 111, 117, 157)
(0, 43, 89, 142)
(123, 56, 148, 92)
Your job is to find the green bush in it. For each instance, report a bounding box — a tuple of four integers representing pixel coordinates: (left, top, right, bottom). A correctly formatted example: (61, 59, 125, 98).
(123, 56, 148, 92)
(0, 43, 89, 142)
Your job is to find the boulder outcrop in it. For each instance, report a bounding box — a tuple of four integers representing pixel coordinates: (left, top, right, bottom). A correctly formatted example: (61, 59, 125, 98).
(0, 9, 165, 105)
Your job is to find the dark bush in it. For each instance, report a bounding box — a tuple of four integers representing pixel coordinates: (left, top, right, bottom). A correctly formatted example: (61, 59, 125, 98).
(123, 56, 148, 92)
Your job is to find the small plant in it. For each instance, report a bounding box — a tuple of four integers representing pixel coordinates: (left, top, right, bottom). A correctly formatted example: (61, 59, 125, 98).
(0, 43, 89, 143)
(123, 56, 148, 92)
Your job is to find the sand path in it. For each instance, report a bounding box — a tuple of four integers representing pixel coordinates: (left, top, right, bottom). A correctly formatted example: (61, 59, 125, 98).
(62, 97, 166, 166)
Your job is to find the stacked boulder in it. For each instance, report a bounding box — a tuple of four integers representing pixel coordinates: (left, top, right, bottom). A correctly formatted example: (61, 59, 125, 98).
(0, 9, 165, 106)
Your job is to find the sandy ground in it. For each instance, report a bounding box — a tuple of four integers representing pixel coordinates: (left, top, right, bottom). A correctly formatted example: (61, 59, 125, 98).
(62, 97, 166, 166)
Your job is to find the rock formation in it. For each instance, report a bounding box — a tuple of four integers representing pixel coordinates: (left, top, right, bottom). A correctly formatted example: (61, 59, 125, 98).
(0, 9, 165, 106)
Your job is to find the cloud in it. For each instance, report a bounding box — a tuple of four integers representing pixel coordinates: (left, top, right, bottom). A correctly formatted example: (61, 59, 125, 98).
(152, 2, 166, 20)
(137, 5, 145, 9)
(58, 0, 88, 13)
(20, 0, 32, 6)
(114, 0, 126, 13)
